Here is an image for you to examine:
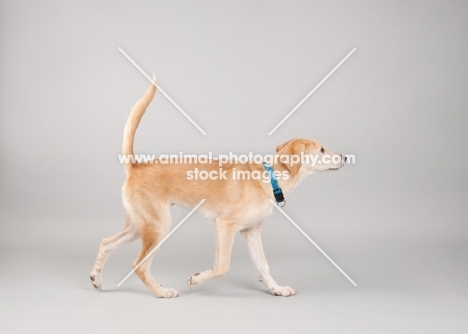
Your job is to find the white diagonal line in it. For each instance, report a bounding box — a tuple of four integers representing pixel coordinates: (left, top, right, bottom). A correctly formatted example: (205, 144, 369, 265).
(269, 199, 357, 286)
(118, 47, 207, 136)
(268, 47, 356, 135)
(117, 199, 206, 287)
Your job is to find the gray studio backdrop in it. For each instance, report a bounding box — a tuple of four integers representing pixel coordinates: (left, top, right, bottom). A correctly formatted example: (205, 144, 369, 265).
(1, 1, 467, 333)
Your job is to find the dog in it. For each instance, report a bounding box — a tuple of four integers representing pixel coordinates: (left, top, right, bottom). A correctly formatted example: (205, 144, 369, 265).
(90, 78, 345, 298)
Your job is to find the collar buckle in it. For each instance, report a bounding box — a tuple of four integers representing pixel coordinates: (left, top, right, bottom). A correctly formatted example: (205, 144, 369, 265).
(264, 162, 287, 207)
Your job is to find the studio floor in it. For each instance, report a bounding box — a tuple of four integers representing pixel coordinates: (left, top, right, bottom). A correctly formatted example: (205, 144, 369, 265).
(1, 190, 467, 333)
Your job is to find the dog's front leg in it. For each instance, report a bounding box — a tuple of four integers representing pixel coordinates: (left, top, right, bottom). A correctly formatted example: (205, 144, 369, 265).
(241, 223, 296, 297)
(188, 221, 236, 288)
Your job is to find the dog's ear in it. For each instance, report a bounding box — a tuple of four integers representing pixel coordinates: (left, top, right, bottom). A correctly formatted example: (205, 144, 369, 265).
(276, 140, 308, 176)
(275, 139, 296, 153)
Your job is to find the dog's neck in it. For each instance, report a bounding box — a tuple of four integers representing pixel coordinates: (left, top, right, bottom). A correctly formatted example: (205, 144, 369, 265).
(272, 161, 310, 196)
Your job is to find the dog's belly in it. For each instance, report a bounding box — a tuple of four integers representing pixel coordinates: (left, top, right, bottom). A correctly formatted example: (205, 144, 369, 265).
(196, 199, 273, 230)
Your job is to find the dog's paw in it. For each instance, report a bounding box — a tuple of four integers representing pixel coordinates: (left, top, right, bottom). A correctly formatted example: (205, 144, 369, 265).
(269, 285, 296, 297)
(90, 274, 102, 291)
(155, 287, 179, 298)
(187, 272, 201, 288)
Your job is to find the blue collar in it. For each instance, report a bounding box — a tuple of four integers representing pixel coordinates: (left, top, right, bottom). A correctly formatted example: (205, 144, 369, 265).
(263, 162, 286, 207)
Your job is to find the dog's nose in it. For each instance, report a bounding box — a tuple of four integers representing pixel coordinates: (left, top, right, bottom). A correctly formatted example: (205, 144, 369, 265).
(342, 155, 347, 163)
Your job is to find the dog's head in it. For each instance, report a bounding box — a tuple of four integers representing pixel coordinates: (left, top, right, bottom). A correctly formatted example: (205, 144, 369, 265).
(276, 138, 346, 176)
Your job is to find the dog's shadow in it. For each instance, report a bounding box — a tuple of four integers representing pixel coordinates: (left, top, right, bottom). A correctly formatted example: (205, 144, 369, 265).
(89, 277, 272, 298)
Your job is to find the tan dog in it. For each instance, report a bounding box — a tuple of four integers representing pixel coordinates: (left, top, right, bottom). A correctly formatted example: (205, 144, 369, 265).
(90, 79, 345, 298)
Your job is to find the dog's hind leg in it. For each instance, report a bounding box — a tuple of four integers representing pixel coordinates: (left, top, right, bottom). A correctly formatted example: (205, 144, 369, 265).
(188, 219, 236, 288)
(90, 217, 138, 290)
(132, 209, 179, 298)
(240, 223, 296, 297)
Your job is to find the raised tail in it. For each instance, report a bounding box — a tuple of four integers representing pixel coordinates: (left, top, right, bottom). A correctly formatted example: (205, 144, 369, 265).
(122, 75, 157, 171)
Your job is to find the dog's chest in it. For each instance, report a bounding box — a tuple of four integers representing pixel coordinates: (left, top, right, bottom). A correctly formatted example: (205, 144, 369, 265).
(237, 201, 273, 226)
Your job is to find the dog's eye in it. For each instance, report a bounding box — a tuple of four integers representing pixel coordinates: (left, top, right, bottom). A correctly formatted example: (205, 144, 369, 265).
(320, 147, 325, 153)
